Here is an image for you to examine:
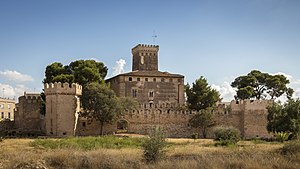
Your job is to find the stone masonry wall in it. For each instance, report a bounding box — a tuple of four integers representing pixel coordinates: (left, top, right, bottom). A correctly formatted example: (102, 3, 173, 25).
(73, 100, 272, 139)
(44, 82, 82, 137)
(14, 93, 44, 133)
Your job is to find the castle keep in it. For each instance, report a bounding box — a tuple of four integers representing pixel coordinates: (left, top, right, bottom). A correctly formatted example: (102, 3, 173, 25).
(10, 44, 272, 138)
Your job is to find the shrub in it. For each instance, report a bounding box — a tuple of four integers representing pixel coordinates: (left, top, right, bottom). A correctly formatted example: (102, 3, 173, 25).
(191, 133, 198, 142)
(274, 131, 291, 142)
(214, 126, 240, 146)
(142, 126, 167, 162)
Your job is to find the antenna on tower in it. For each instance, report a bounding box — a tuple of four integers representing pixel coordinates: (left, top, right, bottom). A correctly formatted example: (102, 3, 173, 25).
(152, 30, 157, 44)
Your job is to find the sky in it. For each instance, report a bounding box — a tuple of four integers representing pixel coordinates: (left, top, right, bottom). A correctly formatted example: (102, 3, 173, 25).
(0, 0, 300, 102)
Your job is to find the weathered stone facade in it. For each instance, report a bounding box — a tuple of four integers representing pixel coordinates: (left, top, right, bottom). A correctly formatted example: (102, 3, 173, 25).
(44, 82, 82, 137)
(14, 92, 44, 134)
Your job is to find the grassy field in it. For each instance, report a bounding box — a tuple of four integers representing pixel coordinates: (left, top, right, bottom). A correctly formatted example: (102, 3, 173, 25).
(0, 136, 299, 169)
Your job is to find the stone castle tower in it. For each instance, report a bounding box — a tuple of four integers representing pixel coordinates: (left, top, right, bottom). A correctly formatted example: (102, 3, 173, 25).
(108, 44, 185, 105)
(44, 82, 82, 137)
(132, 44, 159, 71)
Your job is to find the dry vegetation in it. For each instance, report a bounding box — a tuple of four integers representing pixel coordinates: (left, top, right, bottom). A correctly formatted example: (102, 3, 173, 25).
(0, 137, 299, 169)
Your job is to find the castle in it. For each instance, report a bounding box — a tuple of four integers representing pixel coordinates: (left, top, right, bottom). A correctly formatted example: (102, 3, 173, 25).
(9, 44, 272, 138)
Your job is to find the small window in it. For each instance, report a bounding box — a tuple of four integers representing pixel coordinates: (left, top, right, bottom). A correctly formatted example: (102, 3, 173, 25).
(63, 132, 67, 135)
(149, 91, 154, 97)
(1, 112, 3, 118)
(137, 78, 140, 81)
(153, 78, 156, 82)
(0, 104, 3, 109)
(82, 122, 86, 127)
(7, 104, 11, 109)
(161, 78, 165, 82)
(132, 89, 137, 97)
(129, 77, 132, 81)
(145, 78, 148, 82)
(8, 112, 10, 119)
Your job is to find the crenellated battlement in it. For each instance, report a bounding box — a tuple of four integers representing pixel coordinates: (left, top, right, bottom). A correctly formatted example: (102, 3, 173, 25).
(230, 99, 273, 111)
(44, 82, 82, 96)
(23, 92, 41, 100)
(132, 44, 159, 53)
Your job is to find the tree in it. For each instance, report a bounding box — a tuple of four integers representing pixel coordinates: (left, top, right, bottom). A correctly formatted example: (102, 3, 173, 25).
(43, 60, 108, 86)
(69, 60, 108, 86)
(189, 108, 216, 138)
(80, 82, 137, 135)
(231, 70, 293, 100)
(185, 76, 221, 111)
(44, 62, 72, 84)
(267, 99, 300, 139)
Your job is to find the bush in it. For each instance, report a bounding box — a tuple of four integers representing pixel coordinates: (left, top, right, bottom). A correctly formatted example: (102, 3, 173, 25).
(274, 131, 291, 142)
(214, 126, 240, 146)
(142, 126, 167, 162)
(191, 133, 198, 141)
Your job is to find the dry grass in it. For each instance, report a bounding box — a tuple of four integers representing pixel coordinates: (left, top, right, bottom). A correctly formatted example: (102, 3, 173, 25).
(0, 137, 299, 169)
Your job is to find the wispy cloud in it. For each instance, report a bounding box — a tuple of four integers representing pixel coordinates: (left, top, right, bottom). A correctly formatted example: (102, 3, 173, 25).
(112, 59, 126, 76)
(0, 70, 34, 82)
(212, 82, 236, 102)
(0, 83, 30, 99)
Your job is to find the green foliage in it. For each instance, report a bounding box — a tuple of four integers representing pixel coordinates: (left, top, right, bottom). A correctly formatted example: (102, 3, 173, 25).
(142, 126, 167, 163)
(80, 82, 137, 135)
(43, 60, 108, 86)
(189, 108, 216, 138)
(185, 76, 221, 111)
(214, 126, 241, 146)
(267, 99, 300, 139)
(191, 133, 199, 141)
(39, 92, 46, 116)
(30, 136, 143, 150)
(274, 131, 291, 142)
(231, 70, 293, 100)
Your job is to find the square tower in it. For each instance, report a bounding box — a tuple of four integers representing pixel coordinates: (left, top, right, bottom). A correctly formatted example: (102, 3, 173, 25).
(132, 44, 159, 71)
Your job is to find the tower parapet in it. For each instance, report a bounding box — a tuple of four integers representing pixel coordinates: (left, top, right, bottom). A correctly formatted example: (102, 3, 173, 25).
(132, 44, 159, 71)
(44, 82, 82, 96)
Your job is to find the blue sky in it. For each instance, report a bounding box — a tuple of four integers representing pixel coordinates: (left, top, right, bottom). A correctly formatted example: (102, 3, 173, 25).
(0, 0, 300, 101)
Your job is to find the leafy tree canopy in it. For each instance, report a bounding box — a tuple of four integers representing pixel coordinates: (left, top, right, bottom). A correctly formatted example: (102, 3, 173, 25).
(44, 60, 108, 86)
(267, 99, 300, 139)
(185, 76, 221, 111)
(189, 108, 216, 138)
(80, 82, 137, 135)
(231, 70, 293, 100)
